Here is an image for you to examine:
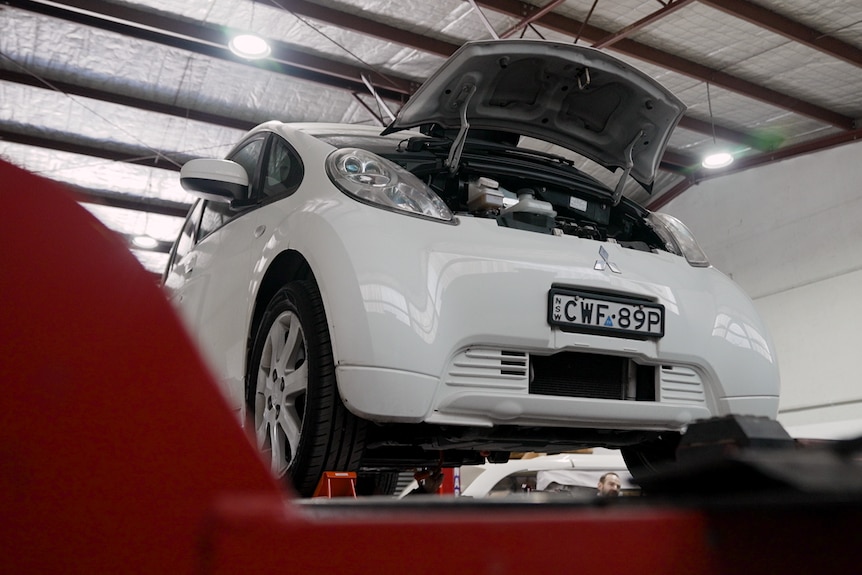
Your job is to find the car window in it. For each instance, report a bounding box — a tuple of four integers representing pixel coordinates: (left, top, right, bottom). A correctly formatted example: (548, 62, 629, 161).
(198, 200, 236, 241)
(165, 199, 203, 277)
(262, 137, 303, 200)
(229, 137, 266, 192)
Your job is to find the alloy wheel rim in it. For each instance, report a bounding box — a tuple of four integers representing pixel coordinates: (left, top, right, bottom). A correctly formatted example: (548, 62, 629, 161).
(254, 310, 307, 478)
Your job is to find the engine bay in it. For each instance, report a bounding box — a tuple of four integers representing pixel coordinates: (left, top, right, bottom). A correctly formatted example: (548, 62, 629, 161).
(390, 135, 673, 255)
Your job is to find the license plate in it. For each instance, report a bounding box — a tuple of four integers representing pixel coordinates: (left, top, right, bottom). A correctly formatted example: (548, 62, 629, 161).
(548, 288, 664, 338)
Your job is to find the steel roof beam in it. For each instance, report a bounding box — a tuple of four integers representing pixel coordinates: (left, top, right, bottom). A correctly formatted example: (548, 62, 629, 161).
(676, 115, 779, 151)
(7, 0, 416, 100)
(268, 0, 460, 56)
(2, 68, 394, 142)
(68, 186, 190, 219)
(699, 0, 862, 68)
(499, 0, 567, 39)
(659, 149, 700, 170)
(0, 70, 257, 132)
(591, 0, 698, 49)
(646, 177, 695, 210)
(647, 126, 862, 210)
(0, 128, 189, 171)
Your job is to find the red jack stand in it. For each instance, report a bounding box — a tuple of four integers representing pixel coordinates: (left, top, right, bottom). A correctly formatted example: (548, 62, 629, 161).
(312, 471, 358, 498)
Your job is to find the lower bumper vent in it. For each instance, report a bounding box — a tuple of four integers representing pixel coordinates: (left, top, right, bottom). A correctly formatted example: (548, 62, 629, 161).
(529, 352, 655, 401)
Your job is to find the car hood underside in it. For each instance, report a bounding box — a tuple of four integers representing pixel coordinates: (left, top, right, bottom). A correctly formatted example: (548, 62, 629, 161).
(383, 39, 686, 188)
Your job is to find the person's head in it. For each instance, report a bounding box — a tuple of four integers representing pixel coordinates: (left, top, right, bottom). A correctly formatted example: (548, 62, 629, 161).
(597, 472, 621, 497)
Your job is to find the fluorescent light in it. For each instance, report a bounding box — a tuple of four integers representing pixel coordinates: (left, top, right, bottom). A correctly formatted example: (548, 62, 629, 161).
(702, 151, 734, 169)
(229, 34, 271, 59)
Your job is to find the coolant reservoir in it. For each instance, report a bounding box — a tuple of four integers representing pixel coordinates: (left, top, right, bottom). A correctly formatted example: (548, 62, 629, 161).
(503, 191, 557, 218)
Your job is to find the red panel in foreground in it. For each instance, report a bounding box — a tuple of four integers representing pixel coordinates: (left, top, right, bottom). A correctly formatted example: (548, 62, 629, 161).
(0, 160, 282, 574)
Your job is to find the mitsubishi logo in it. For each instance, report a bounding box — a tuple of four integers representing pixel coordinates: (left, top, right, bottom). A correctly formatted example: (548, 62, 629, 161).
(594, 246, 621, 274)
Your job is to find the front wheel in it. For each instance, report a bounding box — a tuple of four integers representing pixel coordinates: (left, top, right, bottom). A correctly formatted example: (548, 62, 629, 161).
(246, 280, 367, 497)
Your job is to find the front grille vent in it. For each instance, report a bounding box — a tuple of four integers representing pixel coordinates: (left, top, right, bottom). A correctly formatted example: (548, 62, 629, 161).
(445, 349, 528, 390)
(660, 366, 706, 405)
(529, 352, 656, 401)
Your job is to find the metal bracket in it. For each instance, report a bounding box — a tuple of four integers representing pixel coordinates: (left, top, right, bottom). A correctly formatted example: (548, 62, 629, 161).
(577, 67, 591, 90)
(467, 0, 500, 39)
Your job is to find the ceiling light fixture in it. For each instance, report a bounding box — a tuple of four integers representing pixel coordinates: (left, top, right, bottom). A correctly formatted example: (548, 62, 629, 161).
(229, 33, 271, 59)
(701, 82, 734, 170)
(132, 235, 158, 249)
(702, 151, 734, 169)
(229, 1, 270, 60)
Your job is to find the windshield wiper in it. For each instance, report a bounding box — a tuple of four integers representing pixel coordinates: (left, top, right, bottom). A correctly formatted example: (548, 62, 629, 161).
(411, 136, 575, 165)
(476, 142, 575, 167)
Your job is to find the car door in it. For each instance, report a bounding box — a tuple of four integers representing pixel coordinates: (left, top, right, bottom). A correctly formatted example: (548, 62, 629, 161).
(163, 199, 205, 324)
(167, 135, 268, 409)
(166, 133, 306, 411)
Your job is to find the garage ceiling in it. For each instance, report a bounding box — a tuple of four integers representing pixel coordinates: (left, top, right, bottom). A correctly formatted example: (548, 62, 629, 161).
(2, 0, 861, 277)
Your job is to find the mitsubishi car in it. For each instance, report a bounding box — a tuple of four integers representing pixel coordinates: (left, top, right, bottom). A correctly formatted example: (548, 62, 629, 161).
(163, 39, 780, 496)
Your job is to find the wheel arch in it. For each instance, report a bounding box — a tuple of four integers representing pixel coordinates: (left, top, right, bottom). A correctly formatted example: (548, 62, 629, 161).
(247, 250, 315, 366)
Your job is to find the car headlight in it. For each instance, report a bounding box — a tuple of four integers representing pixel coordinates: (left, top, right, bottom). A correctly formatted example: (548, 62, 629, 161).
(326, 148, 453, 222)
(647, 212, 710, 267)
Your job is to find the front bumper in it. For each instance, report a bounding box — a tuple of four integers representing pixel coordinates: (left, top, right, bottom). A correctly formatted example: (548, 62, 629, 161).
(298, 210, 780, 432)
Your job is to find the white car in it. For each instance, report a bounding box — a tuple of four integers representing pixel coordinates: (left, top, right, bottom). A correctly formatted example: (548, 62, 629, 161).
(164, 39, 779, 496)
(399, 451, 635, 499)
(458, 451, 636, 498)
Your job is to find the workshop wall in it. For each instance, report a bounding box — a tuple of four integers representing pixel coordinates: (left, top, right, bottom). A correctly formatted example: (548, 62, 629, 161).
(663, 139, 862, 438)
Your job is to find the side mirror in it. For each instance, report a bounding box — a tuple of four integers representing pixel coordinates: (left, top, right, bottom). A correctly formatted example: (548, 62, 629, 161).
(180, 159, 248, 203)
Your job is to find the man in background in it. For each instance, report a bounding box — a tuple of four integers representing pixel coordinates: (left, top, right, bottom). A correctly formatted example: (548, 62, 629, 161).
(597, 472, 621, 497)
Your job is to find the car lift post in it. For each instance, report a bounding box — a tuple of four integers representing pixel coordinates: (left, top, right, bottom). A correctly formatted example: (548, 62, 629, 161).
(2, 159, 861, 574)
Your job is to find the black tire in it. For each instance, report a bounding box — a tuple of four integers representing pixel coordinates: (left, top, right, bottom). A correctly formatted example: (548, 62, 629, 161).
(246, 280, 367, 497)
(621, 432, 681, 482)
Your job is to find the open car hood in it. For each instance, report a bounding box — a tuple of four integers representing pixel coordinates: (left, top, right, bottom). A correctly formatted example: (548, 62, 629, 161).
(383, 40, 686, 189)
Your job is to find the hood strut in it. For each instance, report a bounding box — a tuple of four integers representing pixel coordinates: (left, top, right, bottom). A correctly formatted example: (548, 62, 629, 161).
(445, 84, 478, 173)
(612, 130, 643, 206)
